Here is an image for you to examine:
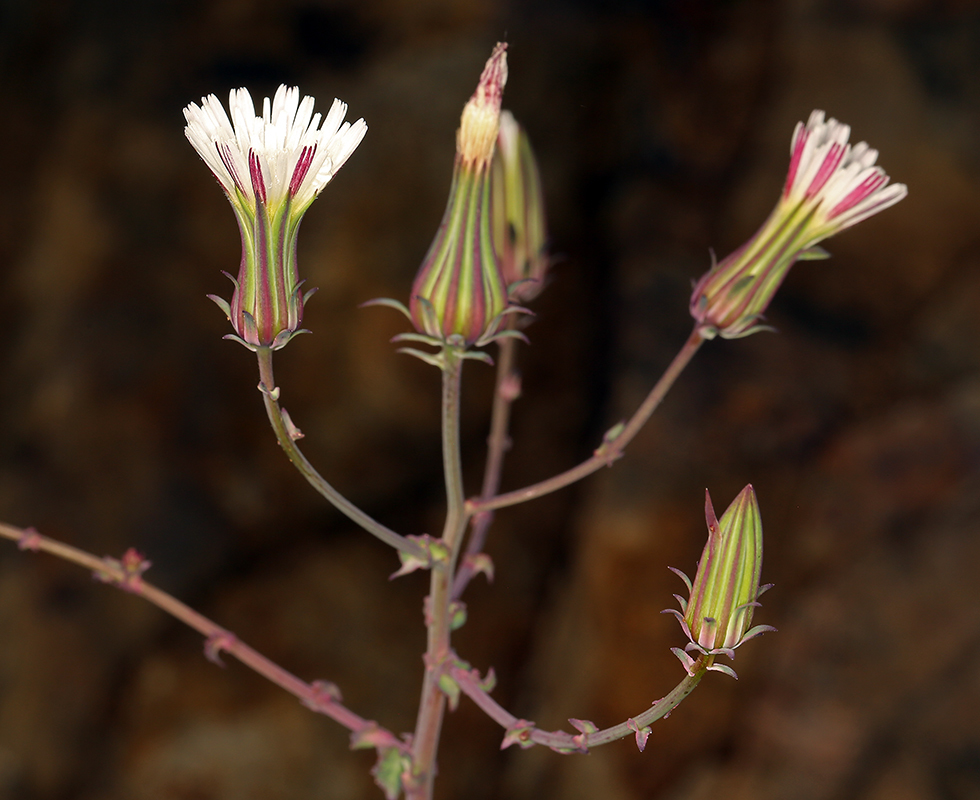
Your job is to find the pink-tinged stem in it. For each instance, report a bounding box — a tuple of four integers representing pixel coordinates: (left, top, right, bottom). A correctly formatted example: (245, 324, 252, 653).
(450, 656, 707, 752)
(0, 521, 407, 754)
(255, 348, 425, 559)
(452, 331, 519, 600)
(409, 347, 469, 800)
(468, 327, 705, 514)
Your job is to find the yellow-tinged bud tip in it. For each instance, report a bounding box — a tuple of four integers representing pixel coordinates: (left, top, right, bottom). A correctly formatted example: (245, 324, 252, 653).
(457, 42, 508, 168)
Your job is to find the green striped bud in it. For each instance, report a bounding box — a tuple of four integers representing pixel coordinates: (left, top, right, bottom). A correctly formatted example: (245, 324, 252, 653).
(491, 111, 549, 303)
(409, 43, 509, 346)
(666, 485, 774, 678)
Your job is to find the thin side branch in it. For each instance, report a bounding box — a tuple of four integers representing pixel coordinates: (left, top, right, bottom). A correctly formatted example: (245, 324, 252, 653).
(452, 332, 520, 600)
(0, 521, 409, 755)
(468, 327, 705, 514)
(254, 348, 425, 559)
(449, 655, 708, 753)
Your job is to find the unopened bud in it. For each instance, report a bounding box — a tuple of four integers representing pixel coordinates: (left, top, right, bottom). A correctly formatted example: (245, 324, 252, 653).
(492, 110, 549, 302)
(665, 485, 774, 678)
(409, 44, 510, 346)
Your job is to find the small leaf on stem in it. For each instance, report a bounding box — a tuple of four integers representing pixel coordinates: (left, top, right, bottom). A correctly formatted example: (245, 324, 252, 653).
(204, 629, 237, 666)
(462, 552, 495, 583)
(119, 548, 151, 592)
(593, 421, 626, 465)
(449, 600, 467, 631)
(501, 719, 536, 750)
(95, 548, 152, 593)
(499, 371, 521, 402)
(568, 718, 598, 753)
(302, 679, 342, 713)
(477, 666, 496, 693)
(371, 747, 409, 800)
(568, 718, 598, 735)
(351, 722, 395, 751)
(627, 718, 652, 752)
(390, 534, 450, 578)
(281, 408, 304, 440)
(438, 672, 461, 711)
(17, 527, 41, 551)
(257, 381, 281, 401)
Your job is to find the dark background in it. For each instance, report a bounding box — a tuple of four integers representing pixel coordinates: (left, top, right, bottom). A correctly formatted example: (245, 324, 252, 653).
(1, 0, 979, 798)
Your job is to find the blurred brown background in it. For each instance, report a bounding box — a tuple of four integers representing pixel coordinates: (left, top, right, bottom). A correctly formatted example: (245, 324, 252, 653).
(1, 0, 978, 798)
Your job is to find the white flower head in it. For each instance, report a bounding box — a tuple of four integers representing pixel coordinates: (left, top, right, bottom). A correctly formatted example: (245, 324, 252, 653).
(690, 109, 907, 340)
(183, 85, 367, 213)
(183, 85, 366, 351)
(783, 110, 907, 238)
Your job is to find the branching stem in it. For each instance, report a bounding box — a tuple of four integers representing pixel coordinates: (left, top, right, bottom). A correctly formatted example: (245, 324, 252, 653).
(450, 655, 708, 751)
(2, 315, 710, 800)
(0, 521, 407, 753)
(468, 327, 705, 514)
(255, 348, 424, 559)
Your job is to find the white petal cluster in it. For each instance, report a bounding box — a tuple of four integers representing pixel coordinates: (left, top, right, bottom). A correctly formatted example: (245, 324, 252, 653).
(184, 85, 367, 210)
(784, 110, 906, 233)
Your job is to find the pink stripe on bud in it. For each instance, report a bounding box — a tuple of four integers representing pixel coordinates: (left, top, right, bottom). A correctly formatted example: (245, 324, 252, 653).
(783, 123, 808, 198)
(828, 169, 888, 219)
(217, 142, 246, 195)
(806, 142, 846, 198)
(248, 150, 267, 204)
(289, 144, 317, 197)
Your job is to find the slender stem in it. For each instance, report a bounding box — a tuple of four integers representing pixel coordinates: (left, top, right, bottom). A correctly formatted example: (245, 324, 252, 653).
(0, 521, 408, 753)
(410, 347, 468, 800)
(452, 333, 519, 600)
(439, 350, 467, 541)
(450, 656, 708, 751)
(469, 327, 705, 514)
(255, 348, 424, 559)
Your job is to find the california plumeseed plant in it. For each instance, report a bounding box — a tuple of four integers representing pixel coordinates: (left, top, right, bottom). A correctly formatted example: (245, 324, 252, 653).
(0, 42, 906, 800)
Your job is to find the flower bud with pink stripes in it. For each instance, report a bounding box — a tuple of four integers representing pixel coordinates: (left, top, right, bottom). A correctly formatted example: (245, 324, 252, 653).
(408, 43, 511, 348)
(691, 110, 906, 340)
